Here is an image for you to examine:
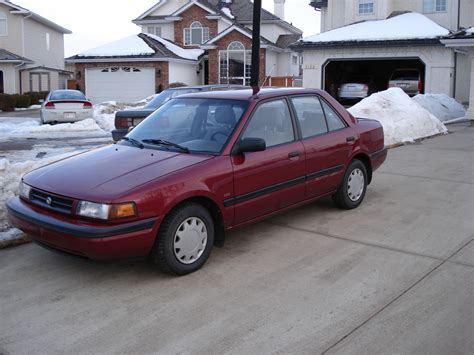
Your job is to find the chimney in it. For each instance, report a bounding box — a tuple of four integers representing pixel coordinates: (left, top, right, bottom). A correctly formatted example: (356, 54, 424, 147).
(274, 0, 285, 20)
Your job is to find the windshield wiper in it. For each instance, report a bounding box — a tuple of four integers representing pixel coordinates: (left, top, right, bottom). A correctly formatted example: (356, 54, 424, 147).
(142, 138, 189, 153)
(121, 136, 144, 149)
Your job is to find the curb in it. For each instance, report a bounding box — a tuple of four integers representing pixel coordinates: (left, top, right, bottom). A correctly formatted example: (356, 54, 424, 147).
(0, 233, 30, 250)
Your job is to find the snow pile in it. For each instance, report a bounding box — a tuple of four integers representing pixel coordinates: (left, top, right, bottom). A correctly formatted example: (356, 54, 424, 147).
(0, 118, 103, 139)
(221, 7, 235, 19)
(77, 35, 155, 57)
(303, 13, 449, 43)
(93, 99, 150, 132)
(466, 27, 473, 34)
(348, 88, 447, 145)
(413, 94, 466, 122)
(0, 151, 85, 232)
(0, 228, 23, 244)
(144, 33, 203, 60)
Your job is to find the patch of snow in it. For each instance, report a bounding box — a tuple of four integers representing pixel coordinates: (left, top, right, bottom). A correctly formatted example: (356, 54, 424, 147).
(15, 105, 41, 111)
(348, 88, 447, 146)
(0, 118, 103, 139)
(466, 27, 473, 34)
(303, 13, 450, 43)
(144, 33, 203, 60)
(0, 150, 86, 231)
(413, 94, 466, 122)
(0, 228, 23, 243)
(221, 7, 235, 19)
(77, 35, 154, 57)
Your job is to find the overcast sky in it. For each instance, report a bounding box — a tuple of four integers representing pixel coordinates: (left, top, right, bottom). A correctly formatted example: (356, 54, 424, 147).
(13, 0, 321, 57)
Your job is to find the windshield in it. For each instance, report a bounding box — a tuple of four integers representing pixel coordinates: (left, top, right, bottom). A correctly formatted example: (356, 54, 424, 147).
(127, 98, 248, 154)
(144, 88, 201, 109)
(50, 90, 86, 100)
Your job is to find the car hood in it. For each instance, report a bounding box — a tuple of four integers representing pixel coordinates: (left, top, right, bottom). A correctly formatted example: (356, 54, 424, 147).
(24, 145, 213, 202)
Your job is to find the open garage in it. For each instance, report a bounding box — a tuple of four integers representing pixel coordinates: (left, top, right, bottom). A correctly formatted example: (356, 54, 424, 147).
(323, 58, 426, 102)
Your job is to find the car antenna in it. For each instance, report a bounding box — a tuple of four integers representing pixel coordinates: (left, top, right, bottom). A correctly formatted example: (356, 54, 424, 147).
(251, 0, 262, 97)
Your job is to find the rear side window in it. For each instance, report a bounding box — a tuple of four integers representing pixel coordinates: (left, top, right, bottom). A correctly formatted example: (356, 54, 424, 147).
(290, 96, 327, 138)
(321, 100, 346, 131)
(242, 99, 294, 147)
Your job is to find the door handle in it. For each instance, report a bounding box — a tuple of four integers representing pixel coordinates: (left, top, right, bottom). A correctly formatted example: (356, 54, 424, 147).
(288, 151, 301, 159)
(346, 136, 355, 142)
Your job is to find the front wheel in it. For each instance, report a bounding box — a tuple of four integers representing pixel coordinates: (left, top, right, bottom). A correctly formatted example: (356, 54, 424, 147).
(333, 159, 367, 209)
(150, 203, 214, 275)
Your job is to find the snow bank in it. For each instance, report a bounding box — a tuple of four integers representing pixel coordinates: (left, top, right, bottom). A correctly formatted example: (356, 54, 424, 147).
(348, 88, 447, 145)
(77, 35, 155, 57)
(144, 33, 203, 60)
(0, 151, 85, 232)
(0, 118, 103, 138)
(413, 94, 466, 122)
(221, 7, 235, 19)
(0, 228, 23, 243)
(303, 13, 449, 43)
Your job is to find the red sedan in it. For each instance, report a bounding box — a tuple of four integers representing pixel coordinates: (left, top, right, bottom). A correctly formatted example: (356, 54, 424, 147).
(7, 88, 387, 275)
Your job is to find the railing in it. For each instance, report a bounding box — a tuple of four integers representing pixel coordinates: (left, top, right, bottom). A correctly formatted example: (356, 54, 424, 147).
(263, 76, 300, 87)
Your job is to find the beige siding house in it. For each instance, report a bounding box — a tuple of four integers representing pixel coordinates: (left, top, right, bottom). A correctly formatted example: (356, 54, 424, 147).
(295, 0, 473, 119)
(0, 0, 71, 94)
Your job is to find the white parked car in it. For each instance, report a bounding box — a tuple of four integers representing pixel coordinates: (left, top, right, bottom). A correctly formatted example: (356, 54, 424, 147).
(40, 90, 93, 124)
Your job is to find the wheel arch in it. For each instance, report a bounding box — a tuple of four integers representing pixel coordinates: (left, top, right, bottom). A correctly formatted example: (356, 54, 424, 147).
(351, 153, 372, 184)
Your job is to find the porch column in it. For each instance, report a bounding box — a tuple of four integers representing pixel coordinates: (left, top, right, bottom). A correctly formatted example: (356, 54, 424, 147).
(467, 53, 474, 125)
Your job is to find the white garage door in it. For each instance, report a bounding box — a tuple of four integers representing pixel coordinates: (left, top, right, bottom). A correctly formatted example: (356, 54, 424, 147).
(85, 66, 155, 104)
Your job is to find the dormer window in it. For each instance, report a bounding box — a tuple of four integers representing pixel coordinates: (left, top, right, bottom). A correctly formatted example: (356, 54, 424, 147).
(358, 1, 374, 15)
(184, 21, 209, 46)
(0, 12, 7, 36)
(146, 26, 162, 37)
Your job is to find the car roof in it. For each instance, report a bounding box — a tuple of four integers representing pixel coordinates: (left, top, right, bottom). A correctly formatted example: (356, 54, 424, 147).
(177, 87, 324, 101)
(168, 84, 246, 91)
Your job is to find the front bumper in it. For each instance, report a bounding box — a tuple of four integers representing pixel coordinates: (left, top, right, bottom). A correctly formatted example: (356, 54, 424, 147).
(7, 197, 160, 260)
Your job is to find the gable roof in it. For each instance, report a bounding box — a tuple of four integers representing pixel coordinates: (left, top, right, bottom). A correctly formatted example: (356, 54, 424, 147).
(0, 0, 71, 34)
(66, 34, 203, 62)
(134, 0, 302, 35)
(0, 48, 33, 63)
(300, 12, 449, 45)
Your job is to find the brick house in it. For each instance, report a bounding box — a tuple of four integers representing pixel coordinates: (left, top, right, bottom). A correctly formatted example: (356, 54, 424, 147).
(66, 0, 302, 103)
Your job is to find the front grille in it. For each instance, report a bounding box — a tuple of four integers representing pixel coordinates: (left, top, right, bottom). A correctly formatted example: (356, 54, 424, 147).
(30, 188, 74, 214)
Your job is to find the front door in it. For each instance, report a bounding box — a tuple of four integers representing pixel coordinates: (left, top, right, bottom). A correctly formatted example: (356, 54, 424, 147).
(230, 98, 306, 224)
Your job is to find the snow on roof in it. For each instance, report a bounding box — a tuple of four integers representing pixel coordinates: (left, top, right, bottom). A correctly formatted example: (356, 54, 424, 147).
(221, 7, 235, 19)
(144, 33, 204, 60)
(303, 13, 450, 43)
(78, 35, 155, 57)
(466, 27, 474, 34)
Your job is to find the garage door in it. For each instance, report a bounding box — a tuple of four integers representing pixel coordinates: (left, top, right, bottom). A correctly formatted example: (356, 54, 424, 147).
(85, 66, 155, 104)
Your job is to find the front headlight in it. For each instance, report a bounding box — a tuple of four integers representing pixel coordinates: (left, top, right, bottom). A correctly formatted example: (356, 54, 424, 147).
(19, 180, 32, 200)
(76, 201, 137, 220)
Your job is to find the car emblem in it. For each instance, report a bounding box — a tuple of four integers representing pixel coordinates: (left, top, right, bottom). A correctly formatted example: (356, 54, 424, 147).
(46, 197, 52, 205)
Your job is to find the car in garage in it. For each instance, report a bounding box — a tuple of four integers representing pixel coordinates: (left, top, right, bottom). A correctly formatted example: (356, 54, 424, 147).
(7, 88, 387, 275)
(40, 90, 93, 124)
(338, 75, 375, 102)
(388, 69, 423, 96)
(112, 84, 247, 141)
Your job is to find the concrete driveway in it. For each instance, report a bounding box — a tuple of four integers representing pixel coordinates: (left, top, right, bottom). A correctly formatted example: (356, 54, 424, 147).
(0, 123, 472, 354)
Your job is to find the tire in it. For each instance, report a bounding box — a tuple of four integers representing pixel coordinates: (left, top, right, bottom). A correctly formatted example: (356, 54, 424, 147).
(151, 203, 214, 275)
(333, 159, 368, 210)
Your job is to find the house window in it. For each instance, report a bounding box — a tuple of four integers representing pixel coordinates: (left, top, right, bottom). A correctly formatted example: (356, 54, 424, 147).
(358, 1, 374, 14)
(46, 33, 50, 51)
(0, 12, 7, 36)
(146, 26, 162, 37)
(292, 55, 298, 65)
(184, 21, 209, 46)
(423, 0, 447, 13)
(219, 41, 252, 85)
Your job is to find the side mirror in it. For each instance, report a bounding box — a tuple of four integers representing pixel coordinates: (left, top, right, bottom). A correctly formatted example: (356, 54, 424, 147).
(234, 137, 266, 155)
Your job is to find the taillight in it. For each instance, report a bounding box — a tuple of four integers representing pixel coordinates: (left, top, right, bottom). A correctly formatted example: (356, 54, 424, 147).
(388, 82, 394, 88)
(44, 102, 55, 109)
(363, 85, 369, 91)
(83, 102, 92, 108)
(115, 117, 132, 128)
(418, 80, 423, 92)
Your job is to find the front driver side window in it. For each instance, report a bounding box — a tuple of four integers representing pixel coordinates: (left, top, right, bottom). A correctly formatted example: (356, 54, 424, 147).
(242, 99, 294, 147)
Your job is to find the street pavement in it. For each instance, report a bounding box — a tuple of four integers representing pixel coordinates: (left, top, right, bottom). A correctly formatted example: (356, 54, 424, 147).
(0, 123, 472, 354)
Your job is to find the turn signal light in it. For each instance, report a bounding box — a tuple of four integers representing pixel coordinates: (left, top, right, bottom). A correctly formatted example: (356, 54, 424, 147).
(109, 202, 137, 219)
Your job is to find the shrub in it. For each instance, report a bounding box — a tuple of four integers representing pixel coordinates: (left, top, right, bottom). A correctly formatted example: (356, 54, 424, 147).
(12, 94, 31, 108)
(0, 94, 16, 112)
(24, 91, 49, 105)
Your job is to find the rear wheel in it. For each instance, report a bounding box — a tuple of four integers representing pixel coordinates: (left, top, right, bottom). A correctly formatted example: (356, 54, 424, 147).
(150, 203, 214, 275)
(333, 159, 367, 209)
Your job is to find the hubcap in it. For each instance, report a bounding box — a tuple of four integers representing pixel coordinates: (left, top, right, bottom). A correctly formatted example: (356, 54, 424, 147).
(347, 168, 365, 202)
(173, 217, 208, 265)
